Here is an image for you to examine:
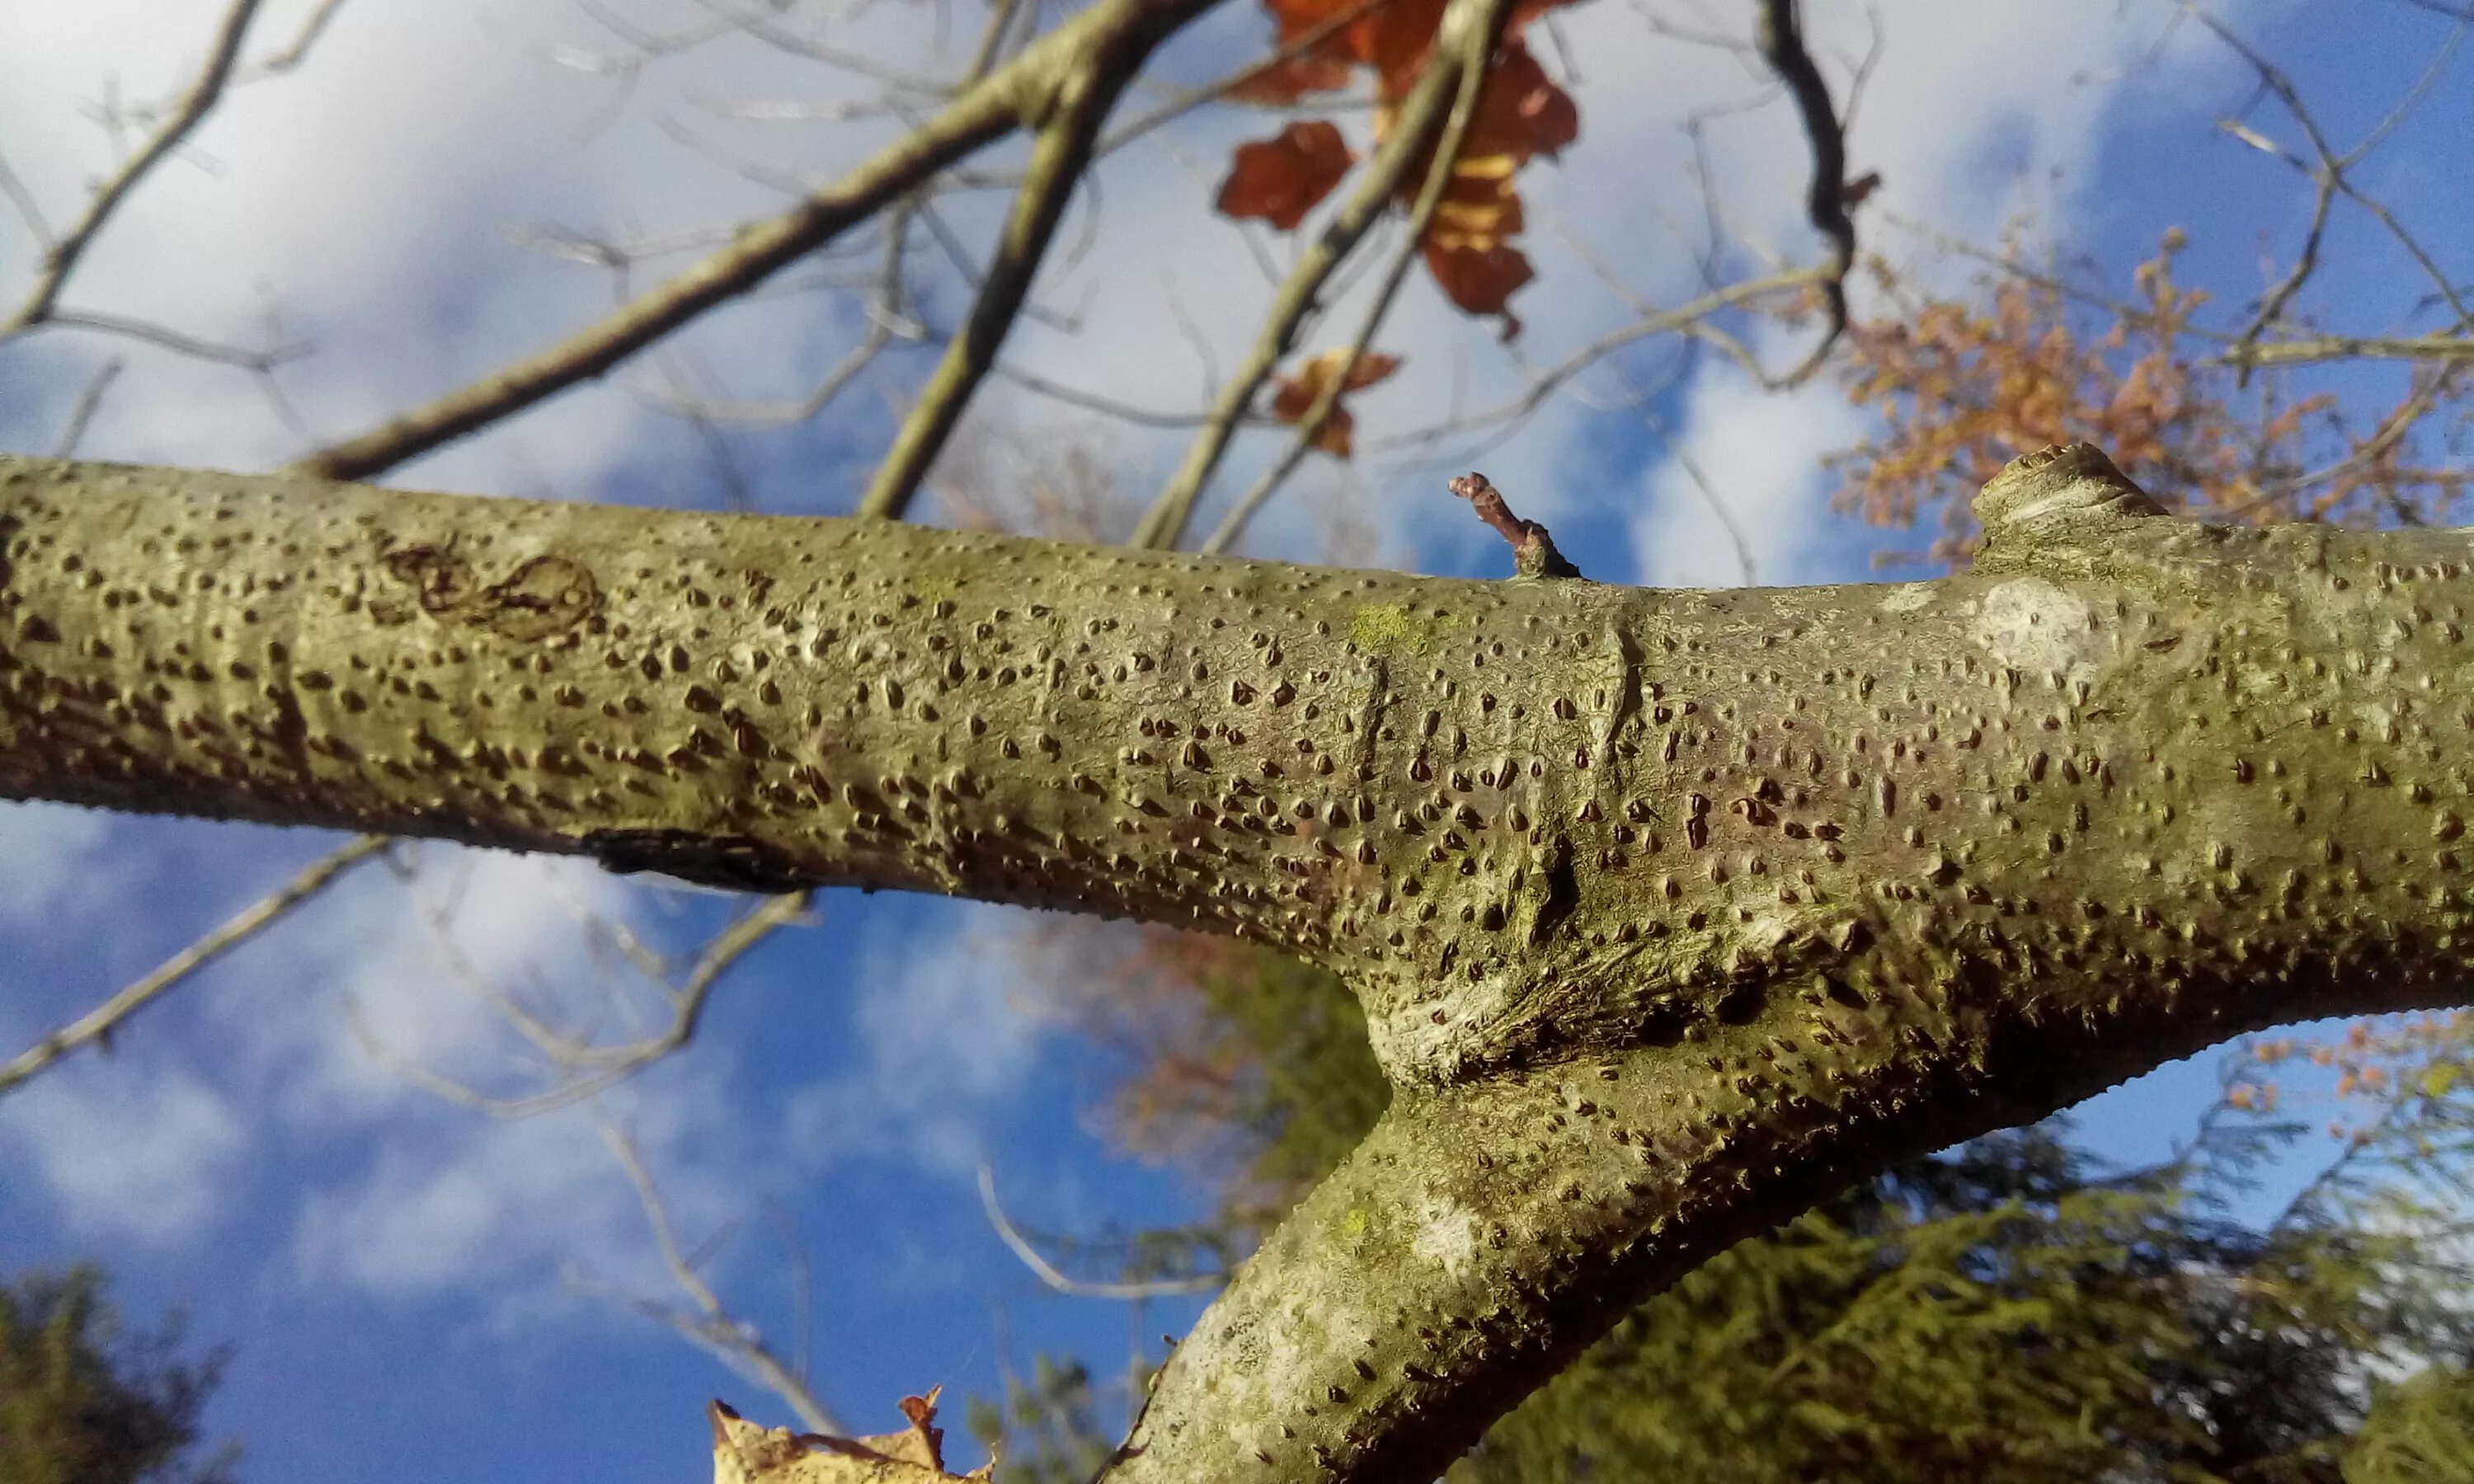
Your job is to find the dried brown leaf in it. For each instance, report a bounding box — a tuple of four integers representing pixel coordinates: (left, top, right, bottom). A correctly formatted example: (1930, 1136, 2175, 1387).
(1216, 120, 1358, 230)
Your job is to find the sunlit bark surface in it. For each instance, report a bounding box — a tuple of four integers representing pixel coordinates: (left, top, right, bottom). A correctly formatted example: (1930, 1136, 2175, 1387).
(8, 447, 2474, 1482)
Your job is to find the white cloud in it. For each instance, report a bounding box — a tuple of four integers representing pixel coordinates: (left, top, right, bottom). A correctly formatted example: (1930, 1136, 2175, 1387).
(783, 906, 1044, 1173)
(1625, 355, 1871, 590)
(3, 1065, 245, 1242)
(291, 1095, 729, 1303)
(0, 801, 115, 929)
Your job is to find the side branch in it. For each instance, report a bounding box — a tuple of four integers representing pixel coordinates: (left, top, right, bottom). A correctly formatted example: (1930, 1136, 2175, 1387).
(1200, 0, 1514, 556)
(1446, 472, 1578, 579)
(1752, 0, 1856, 382)
(855, 0, 1188, 519)
(0, 831, 385, 1098)
(2223, 333, 2474, 369)
(1129, 0, 1501, 552)
(2, 0, 266, 337)
(289, 0, 1224, 485)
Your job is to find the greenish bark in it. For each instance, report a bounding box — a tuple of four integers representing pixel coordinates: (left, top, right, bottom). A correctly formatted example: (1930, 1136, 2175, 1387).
(7, 445, 2474, 1482)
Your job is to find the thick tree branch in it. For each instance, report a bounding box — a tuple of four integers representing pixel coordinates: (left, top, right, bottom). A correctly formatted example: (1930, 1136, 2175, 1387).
(286, 0, 1225, 485)
(12, 445, 2474, 1480)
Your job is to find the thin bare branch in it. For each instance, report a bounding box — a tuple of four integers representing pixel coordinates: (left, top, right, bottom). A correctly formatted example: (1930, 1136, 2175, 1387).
(240, 0, 351, 79)
(1751, 0, 1856, 383)
(1131, 0, 1503, 551)
(2224, 333, 2474, 369)
(288, 0, 1225, 485)
(977, 1163, 1226, 1299)
(0, 148, 52, 247)
(35, 308, 306, 369)
(1201, 0, 1513, 555)
(580, 1123, 844, 1435)
(1364, 265, 1826, 456)
(0, 833, 385, 1099)
(348, 890, 814, 1119)
(990, 361, 1223, 426)
(50, 357, 125, 458)
(2, 0, 266, 338)
(2184, 1, 2474, 336)
(691, 0, 957, 95)
(855, 0, 1161, 519)
(1642, 400, 1757, 585)
(1094, 0, 1397, 156)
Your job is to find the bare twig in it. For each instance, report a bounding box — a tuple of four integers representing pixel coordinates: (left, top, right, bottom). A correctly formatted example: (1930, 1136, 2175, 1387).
(348, 890, 813, 1118)
(50, 358, 125, 458)
(0, 148, 52, 247)
(1094, 0, 1397, 156)
(989, 361, 1221, 426)
(976, 1163, 1226, 1299)
(2185, 2, 2474, 339)
(571, 1124, 844, 1435)
(691, 0, 955, 96)
(0, 834, 386, 1100)
(639, 212, 926, 427)
(1639, 398, 1757, 585)
(1363, 265, 1827, 456)
(2222, 333, 2474, 369)
(1200, 0, 1514, 555)
(1751, 0, 1856, 384)
(2, 0, 266, 338)
(288, 0, 1225, 484)
(38, 308, 305, 370)
(854, 0, 1159, 519)
(1130, 0, 1503, 551)
(241, 0, 351, 78)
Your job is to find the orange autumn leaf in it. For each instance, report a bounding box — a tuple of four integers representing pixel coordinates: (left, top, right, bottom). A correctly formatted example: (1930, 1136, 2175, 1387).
(1400, 40, 1569, 328)
(1216, 120, 1358, 230)
(1829, 228, 2466, 564)
(1269, 347, 1403, 456)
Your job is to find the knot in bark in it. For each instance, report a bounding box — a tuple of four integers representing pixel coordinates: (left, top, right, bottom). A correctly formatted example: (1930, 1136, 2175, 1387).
(1973, 443, 2167, 541)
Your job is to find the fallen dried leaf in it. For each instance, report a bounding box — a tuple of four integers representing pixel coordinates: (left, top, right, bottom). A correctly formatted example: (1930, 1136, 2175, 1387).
(711, 1392, 993, 1484)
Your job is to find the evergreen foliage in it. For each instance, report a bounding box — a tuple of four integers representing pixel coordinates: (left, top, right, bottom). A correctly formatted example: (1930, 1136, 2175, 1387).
(2345, 1368, 2474, 1484)
(0, 1265, 237, 1484)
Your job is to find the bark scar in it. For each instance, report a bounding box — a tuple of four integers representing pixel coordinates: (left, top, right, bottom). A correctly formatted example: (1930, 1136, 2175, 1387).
(379, 540, 602, 642)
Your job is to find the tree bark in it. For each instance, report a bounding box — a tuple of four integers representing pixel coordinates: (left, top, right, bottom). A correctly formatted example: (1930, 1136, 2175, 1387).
(7, 445, 2472, 1481)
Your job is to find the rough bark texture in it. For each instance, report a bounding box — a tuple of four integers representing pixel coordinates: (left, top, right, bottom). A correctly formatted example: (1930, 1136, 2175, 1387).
(7, 445, 2474, 1482)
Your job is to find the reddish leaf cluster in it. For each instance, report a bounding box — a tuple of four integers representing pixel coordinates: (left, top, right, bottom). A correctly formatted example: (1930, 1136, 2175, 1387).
(1215, 0, 1580, 327)
(1829, 232, 2470, 566)
(1266, 346, 1401, 453)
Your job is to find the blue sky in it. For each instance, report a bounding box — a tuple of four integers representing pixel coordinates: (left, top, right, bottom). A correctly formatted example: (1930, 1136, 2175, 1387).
(2, 0, 2468, 1479)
